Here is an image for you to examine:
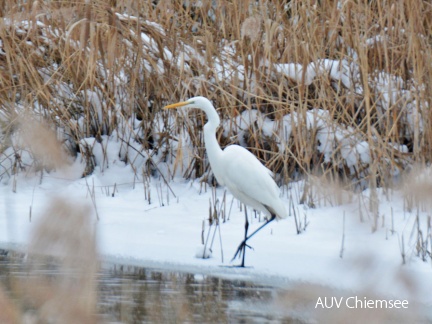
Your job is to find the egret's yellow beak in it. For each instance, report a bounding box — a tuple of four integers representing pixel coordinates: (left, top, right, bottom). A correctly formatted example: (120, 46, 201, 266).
(164, 101, 189, 110)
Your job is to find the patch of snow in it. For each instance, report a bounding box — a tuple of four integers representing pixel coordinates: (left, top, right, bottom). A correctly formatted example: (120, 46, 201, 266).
(1, 162, 432, 310)
(195, 245, 212, 259)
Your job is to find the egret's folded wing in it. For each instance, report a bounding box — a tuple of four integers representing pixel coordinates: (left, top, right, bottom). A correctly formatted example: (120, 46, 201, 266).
(221, 145, 287, 218)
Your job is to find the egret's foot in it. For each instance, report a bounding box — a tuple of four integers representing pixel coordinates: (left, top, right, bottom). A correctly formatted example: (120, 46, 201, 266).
(223, 264, 254, 268)
(231, 240, 253, 263)
(218, 265, 254, 269)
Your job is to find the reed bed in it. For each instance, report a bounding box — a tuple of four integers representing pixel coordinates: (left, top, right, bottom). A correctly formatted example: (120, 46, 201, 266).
(0, 0, 430, 190)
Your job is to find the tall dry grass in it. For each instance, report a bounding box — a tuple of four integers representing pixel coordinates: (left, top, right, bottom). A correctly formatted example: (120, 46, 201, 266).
(0, 0, 430, 189)
(0, 0, 430, 243)
(0, 198, 98, 323)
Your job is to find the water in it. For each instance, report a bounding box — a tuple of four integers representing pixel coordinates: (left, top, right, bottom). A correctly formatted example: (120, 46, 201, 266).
(0, 250, 300, 323)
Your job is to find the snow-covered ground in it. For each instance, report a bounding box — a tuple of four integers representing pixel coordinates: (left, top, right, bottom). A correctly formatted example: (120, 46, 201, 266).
(1, 157, 431, 318)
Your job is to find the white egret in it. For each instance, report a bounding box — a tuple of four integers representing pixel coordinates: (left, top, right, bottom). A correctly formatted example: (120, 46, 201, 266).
(164, 96, 287, 267)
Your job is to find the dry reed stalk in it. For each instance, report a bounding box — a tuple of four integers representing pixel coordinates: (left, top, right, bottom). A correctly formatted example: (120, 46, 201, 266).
(24, 197, 98, 323)
(0, 284, 21, 323)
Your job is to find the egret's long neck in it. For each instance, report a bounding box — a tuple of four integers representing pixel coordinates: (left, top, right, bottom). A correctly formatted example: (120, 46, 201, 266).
(203, 108, 223, 165)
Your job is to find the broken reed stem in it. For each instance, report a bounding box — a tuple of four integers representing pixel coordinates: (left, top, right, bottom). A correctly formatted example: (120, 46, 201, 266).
(340, 211, 345, 259)
(85, 177, 99, 220)
(399, 234, 406, 265)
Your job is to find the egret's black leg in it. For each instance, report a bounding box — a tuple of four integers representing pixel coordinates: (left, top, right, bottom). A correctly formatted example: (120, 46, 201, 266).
(241, 207, 249, 267)
(232, 214, 276, 266)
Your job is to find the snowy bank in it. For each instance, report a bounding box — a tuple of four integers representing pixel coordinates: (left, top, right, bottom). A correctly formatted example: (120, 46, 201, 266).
(1, 159, 431, 314)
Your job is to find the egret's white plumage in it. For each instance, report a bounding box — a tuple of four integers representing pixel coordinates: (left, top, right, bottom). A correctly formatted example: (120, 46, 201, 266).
(164, 96, 287, 266)
(216, 145, 287, 219)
